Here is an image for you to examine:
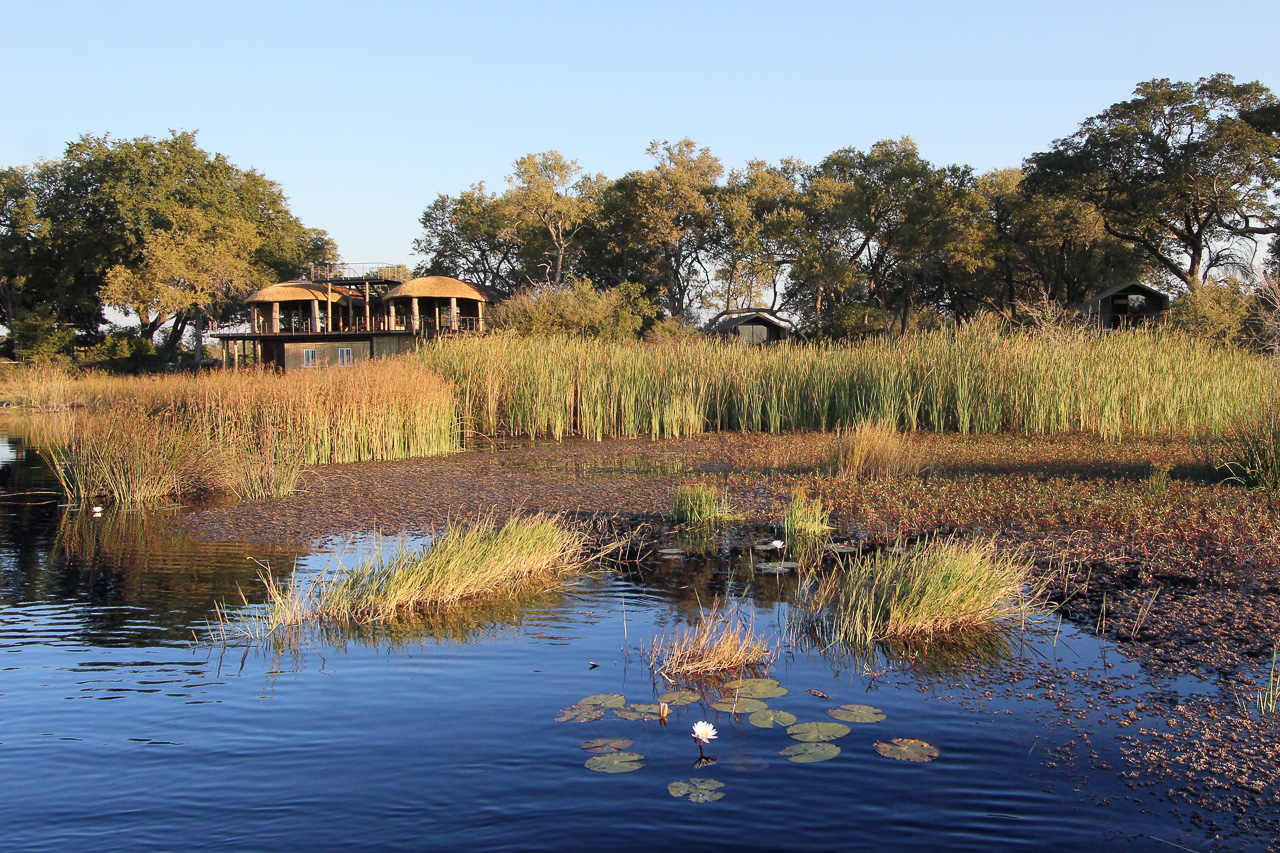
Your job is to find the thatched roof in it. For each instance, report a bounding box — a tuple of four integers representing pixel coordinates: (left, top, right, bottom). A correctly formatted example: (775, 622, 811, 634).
(383, 276, 500, 303)
(244, 281, 349, 305)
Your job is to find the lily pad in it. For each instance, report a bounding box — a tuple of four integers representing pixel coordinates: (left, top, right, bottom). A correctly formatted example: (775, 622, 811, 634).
(787, 721, 852, 742)
(584, 751, 646, 773)
(756, 561, 801, 573)
(581, 738, 633, 754)
(614, 703, 663, 721)
(579, 693, 626, 708)
(657, 690, 701, 706)
(875, 738, 940, 762)
(556, 704, 605, 723)
(828, 704, 886, 724)
(723, 678, 789, 699)
(668, 777, 725, 803)
(780, 742, 841, 763)
(711, 697, 768, 714)
(748, 709, 797, 729)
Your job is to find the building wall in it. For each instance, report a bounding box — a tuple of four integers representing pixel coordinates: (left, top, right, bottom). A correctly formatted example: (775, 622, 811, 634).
(282, 340, 373, 371)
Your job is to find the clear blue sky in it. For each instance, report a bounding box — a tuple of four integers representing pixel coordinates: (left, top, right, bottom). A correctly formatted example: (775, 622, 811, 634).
(5, 0, 1279, 268)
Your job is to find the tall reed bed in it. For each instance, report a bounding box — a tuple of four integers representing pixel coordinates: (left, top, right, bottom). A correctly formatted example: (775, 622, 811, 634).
(422, 327, 1275, 442)
(10, 360, 458, 504)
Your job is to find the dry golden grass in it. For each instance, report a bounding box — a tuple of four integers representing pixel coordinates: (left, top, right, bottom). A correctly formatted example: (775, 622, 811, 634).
(649, 599, 775, 680)
(825, 420, 920, 479)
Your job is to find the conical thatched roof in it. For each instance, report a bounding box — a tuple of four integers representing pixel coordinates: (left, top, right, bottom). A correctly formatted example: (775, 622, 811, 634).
(244, 281, 349, 305)
(383, 276, 500, 302)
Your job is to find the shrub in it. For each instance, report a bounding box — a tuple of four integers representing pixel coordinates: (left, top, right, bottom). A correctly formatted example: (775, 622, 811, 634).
(490, 279, 656, 340)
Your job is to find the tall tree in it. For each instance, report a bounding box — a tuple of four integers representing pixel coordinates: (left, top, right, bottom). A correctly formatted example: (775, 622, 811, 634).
(412, 185, 524, 295)
(706, 160, 802, 312)
(1025, 74, 1280, 286)
(502, 151, 603, 290)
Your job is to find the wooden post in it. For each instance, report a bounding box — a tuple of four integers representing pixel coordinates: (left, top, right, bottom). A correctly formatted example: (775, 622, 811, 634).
(326, 282, 332, 331)
(271, 302, 280, 334)
(310, 299, 320, 333)
(450, 297, 458, 331)
(411, 297, 420, 335)
(434, 299, 440, 333)
(364, 282, 371, 331)
(478, 300, 485, 332)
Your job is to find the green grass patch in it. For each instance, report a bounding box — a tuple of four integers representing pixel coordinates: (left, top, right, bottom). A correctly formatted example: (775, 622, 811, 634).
(670, 482, 736, 526)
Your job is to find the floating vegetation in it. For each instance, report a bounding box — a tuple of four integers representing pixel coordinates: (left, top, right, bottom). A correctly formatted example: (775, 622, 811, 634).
(793, 537, 1034, 645)
(657, 690, 701, 706)
(615, 704, 663, 721)
(648, 599, 775, 681)
(787, 722, 851, 743)
(581, 738, 632, 754)
(585, 752, 646, 773)
(580, 693, 626, 708)
(828, 704, 886, 724)
(671, 482, 737, 526)
(225, 515, 590, 637)
(780, 742, 841, 763)
(556, 705, 605, 723)
(748, 709, 797, 729)
(711, 697, 768, 714)
(668, 778, 725, 802)
(874, 738, 940, 762)
(755, 561, 801, 573)
(724, 678, 788, 699)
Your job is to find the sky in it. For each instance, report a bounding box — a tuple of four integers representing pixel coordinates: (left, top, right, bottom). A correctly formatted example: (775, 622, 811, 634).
(5, 0, 1280, 269)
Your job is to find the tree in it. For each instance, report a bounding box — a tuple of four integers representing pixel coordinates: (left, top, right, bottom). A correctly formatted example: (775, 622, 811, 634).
(412, 185, 524, 295)
(591, 139, 723, 318)
(2, 131, 336, 343)
(1025, 75, 1280, 287)
(502, 152, 603, 290)
(705, 160, 802, 312)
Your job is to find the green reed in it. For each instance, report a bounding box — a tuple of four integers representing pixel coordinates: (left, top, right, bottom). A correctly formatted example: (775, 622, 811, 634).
(421, 326, 1274, 443)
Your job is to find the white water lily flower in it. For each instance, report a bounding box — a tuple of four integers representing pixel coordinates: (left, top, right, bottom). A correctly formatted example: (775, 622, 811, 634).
(691, 721, 718, 744)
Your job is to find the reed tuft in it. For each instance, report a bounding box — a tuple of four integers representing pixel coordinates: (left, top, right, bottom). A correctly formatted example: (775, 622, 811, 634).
(799, 538, 1032, 644)
(826, 420, 919, 479)
(649, 599, 775, 679)
(670, 482, 736, 526)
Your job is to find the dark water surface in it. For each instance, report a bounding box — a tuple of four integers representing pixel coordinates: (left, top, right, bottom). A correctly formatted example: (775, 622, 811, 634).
(0, 428, 1242, 851)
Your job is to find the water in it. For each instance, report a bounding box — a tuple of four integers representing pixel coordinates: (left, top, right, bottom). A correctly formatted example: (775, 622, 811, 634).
(0, 429, 1249, 851)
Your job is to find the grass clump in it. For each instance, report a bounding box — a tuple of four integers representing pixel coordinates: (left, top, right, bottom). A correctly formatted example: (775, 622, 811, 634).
(649, 600, 775, 680)
(782, 488, 830, 561)
(670, 482, 735, 526)
(826, 420, 918, 479)
(1143, 461, 1172, 497)
(1258, 643, 1280, 716)
(1219, 404, 1280, 491)
(241, 515, 589, 633)
(800, 538, 1032, 645)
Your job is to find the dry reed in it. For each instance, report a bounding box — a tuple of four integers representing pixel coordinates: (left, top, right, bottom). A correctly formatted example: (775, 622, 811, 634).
(649, 600, 775, 679)
(825, 420, 920, 479)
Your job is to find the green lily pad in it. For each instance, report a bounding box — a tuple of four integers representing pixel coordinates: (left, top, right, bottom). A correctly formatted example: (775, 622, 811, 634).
(581, 738, 632, 754)
(614, 703, 663, 721)
(556, 704, 605, 723)
(787, 721, 852, 742)
(748, 709, 797, 729)
(579, 693, 626, 708)
(756, 561, 801, 572)
(828, 704, 886, 724)
(711, 697, 767, 714)
(657, 690, 701, 706)
(723, 678, 789, 699)
(668, 777, 725, 803)
(780, 742, 841, 763)
(584, 751, 646, 773)
(875, 738, 940, 762)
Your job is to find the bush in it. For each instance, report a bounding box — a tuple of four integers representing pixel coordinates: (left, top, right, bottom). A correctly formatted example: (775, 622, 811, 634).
(1168, 278, 1258, 348)
(644, 316, 702, 345)
(10, 314, 73, 365)
(490, 279, 656, 340)
(81, 329, 160, 374)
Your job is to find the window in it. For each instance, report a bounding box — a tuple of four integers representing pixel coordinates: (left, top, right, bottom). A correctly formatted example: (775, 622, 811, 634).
(303, 348, 317, 368)
(338, 347, 353, 366)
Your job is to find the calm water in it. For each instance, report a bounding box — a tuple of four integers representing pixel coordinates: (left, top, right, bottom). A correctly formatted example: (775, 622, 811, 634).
(0, 428, 1246, 851)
